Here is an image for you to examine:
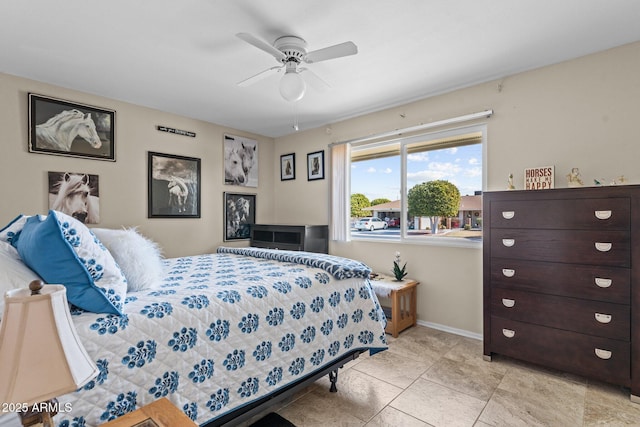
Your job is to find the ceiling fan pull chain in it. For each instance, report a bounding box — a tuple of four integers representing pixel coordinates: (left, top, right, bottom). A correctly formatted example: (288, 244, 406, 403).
(292, 104, 299, 131)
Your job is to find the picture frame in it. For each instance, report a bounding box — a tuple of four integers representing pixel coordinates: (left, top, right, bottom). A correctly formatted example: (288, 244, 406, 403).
(307, 150, 325, 181)
(48, 171, 100, 224)
(280, 153, 296, 181)
(224, 134, 258, 187)
(148, 151, 201, 218)
(29, 93, 115, 161)
(224, 192, 256, 241)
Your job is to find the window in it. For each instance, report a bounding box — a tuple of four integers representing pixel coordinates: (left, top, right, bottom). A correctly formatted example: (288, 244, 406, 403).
(349, 124, 486, 245)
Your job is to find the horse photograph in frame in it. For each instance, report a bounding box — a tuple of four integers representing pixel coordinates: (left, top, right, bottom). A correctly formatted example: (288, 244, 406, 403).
(280, 153, 295, 181)
(48, 171, 100, 224)
(307, 150, 325, 181)
(29, 93, 115, 161)
(148, 151, 201, 218)
(224, 134, 258, 187)
(224, 192, 256, 241)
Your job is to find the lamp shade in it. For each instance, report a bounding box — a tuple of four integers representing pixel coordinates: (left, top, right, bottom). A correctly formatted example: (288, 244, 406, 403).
(279, 71, 306, 102)
(0, 283, 98, 406)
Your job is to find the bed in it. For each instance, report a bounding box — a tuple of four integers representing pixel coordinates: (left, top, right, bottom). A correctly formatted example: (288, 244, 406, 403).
(0, 211, 388, 427)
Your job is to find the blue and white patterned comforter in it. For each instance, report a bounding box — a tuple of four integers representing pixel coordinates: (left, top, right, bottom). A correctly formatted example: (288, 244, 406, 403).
(46, 250, 387, 427)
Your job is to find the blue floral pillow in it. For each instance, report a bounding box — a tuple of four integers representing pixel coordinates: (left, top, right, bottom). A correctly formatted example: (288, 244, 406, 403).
(15, 210, 127, 315)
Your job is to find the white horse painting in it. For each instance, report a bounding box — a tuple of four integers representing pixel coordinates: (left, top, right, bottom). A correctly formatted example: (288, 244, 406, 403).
(168, 176, 189, 213)
(50, 172, 100, 224)
(36, 109, 102, 151)
(224, 136, 258, 187)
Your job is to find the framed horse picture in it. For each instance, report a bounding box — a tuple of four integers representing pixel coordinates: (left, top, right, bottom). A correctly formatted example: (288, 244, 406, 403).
(29, 93, 116, 161)
(148, 151, 201, 218)
(224, 134, 258, 187)
(307, 150, 325, 181)
(223, 192, 256, 241)
(280, 153, 295, 181)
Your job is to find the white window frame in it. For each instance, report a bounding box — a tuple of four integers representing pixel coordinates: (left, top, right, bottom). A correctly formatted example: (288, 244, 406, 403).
(349, 123, 488, 249)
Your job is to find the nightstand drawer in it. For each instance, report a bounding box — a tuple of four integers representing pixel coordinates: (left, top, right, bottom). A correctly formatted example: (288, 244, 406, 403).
(490, 317, 630, 386)
(490, 258, 630, 303)
(490, 229, 630, 266)
(490, 198, 630, 230)
(491, 288, 630, 340)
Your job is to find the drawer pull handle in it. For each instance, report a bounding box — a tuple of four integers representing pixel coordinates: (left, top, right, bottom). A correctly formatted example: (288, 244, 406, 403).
(502, 269, 515, 277)
(502, 298, 515, 308)
(595, 210, 612, 220)
(595, 242, 612, 252)
(595, 348, 612, 360)
(502, 211, 515, 220)
(502, 239, 515, 247)
(595, 313, 612, 323)
(594, 278, 612, 288)
(502, 329, 515, 338)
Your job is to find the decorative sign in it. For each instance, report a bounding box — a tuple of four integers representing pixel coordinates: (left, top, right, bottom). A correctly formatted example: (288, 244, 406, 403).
(156, 126, 196, 138)
(524, 166, 554, 190)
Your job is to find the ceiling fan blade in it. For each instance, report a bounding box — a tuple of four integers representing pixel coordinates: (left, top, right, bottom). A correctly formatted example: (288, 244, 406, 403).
(299, 68, 330, 92)
(305, 41, 358, 63)
(237, 65, 283, 87)
(236, 32, 286, 62)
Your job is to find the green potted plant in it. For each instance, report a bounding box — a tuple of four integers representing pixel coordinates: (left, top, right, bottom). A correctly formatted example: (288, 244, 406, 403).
(392, 251, 408, 281)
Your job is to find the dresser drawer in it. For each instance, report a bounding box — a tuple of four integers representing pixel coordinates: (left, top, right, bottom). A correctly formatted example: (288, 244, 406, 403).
(491, 229, 630, 266)
(490, 317, 630, 385)
(491, 288, 629, 340)
(490, 198, 630, 230)
(490, 258, 630, 303)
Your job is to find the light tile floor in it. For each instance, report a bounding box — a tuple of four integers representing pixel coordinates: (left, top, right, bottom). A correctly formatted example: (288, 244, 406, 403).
(272, 325, 640, 426)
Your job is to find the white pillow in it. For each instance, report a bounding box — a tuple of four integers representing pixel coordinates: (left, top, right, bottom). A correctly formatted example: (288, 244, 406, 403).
(0, 241, 42, 319)
(91, 227, 164, 292)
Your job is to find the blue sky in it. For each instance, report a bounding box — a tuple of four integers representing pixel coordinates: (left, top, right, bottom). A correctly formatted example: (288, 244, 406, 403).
(351, 144, 482, 202)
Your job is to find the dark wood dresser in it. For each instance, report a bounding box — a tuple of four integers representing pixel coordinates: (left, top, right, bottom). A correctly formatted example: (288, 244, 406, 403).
(483, 185, 640, 400)
(250, 224, 329, 253)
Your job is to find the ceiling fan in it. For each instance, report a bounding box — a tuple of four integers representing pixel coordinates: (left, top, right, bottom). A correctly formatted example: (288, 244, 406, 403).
(236, 32, 358, 102)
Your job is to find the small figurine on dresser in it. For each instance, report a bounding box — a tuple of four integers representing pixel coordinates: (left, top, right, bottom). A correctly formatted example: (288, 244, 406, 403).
(566, 168, 584, 187)
(611, 175, 627, 185)
(507, 173, 515, 190)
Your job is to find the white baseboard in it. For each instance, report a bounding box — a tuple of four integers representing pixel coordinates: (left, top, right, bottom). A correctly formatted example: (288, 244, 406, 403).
(416, 319, 483, 341)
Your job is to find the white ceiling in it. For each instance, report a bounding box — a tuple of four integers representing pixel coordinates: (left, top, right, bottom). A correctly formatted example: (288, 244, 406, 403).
(3, 1, 640, 138)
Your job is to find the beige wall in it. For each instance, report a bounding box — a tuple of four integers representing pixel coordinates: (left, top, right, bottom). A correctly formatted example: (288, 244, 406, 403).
(273, 41, 640, 337)
(0, 73, 275, 258)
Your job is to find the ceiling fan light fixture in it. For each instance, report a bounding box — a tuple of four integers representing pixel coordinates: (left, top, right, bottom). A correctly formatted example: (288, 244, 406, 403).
(279, 71, 306, 102)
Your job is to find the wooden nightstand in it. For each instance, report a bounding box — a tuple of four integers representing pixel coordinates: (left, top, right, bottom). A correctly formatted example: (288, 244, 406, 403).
(370, 274, 419, 337)
(100, 398, 197, 427)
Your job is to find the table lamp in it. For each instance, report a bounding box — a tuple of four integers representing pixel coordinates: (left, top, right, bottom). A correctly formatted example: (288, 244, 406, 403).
(0, 280, 98, 427)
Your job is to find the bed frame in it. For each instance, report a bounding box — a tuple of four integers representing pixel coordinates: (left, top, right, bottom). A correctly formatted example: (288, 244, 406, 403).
(205, 349, 365, 426)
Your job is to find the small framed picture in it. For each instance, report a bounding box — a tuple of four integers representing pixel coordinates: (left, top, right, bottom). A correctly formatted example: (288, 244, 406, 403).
(280, 153, 296, 181)
(224, 192, 256, 241)
(29, 93, 115, 161)
(148, 151, 201, 218)
(307, 150, 325, 181)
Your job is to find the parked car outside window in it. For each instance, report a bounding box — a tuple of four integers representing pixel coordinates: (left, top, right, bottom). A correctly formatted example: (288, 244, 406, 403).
(387, 218, 400, 228)
(355, 217, 388, 231)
